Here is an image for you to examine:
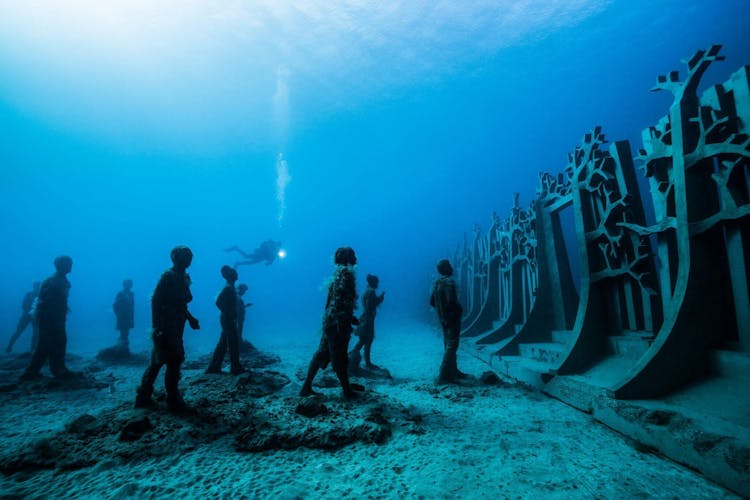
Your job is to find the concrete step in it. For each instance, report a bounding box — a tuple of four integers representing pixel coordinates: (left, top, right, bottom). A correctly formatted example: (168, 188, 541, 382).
(496, 355, 556, 389)
(608, 334, 651, 358)
(711, 350, 750, 381)
(593, 396, 750, 498)
(544, 375, 610, 413)
(551, 330, 574, 345)
(621, 330, 656, 339)
(519, 342, 568, 364)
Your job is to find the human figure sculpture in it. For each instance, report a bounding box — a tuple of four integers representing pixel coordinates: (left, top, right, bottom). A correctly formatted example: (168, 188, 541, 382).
(135, 246, 200, 412)
(20, 257, 75, 380)
(206, 266, 244, 375)
(236, 283, 254, 352)
(300, 247, 364, 399)
(349, 274, 385, 369)
(6, 281, 41, 353)
(429, 259, 466, 384)
(113, 279, 134, 351)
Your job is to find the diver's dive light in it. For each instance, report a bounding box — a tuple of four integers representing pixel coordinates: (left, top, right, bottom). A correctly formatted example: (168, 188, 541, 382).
(277, 249, 287, 259)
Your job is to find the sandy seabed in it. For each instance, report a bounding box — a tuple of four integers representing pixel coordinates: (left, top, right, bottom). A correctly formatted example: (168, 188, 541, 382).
(0, 324, 738, 499)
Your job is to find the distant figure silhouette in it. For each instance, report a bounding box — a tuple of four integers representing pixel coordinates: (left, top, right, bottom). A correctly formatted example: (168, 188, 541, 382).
(135, 246, 200, 412)
(349, 274, 385, 369)
(224, 240, 282, 267)
(20, 257, 75, 380)
(430, 259, 467, 384)
(236, 283, 254, 352)
(6, 281, 41, 353)
(113, 279, 134, 352)
(300, 247, 363, 399)
(206, 266, 244, 375)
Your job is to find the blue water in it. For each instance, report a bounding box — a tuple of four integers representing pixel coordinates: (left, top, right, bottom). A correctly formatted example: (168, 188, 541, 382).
(1, 0, 749, 355)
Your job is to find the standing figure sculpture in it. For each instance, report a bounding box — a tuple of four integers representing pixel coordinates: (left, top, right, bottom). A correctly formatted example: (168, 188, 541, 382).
(135, 246, 200, 412)
(236, 283, 254, 352)
(300, 247, 363, 399)
(349, 274, 385, 369)
(224, 240, 283, 267)
(430, 259, 466, 384)
(113, 279, 134, 352)
(6, 281, 41, 353)
(206, 266, 244, 375)
(20, 257, 74, 380)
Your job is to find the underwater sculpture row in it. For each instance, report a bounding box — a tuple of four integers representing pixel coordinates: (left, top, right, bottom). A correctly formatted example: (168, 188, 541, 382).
(454, 45, 750, 400)
(5, 242, 471, 411)
(0, 246, 497, 478)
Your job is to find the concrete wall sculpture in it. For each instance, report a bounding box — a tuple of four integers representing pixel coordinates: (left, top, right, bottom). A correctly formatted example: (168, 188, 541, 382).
(451, 46, 750, 495)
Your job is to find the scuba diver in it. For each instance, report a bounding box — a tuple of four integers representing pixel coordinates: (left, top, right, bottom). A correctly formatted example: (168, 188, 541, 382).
(349, 274, 385, 369)
(6, 281, 41, 353)
(113, 279, 135, 352)
(20, 256, 76, 380)
(135, 246, 200, 412)
(224, 240, 283, 267)
(300, 247, 364, 399)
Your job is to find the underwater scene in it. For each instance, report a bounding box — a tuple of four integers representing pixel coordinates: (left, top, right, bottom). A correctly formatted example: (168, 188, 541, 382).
(1, 1, 750, 498)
